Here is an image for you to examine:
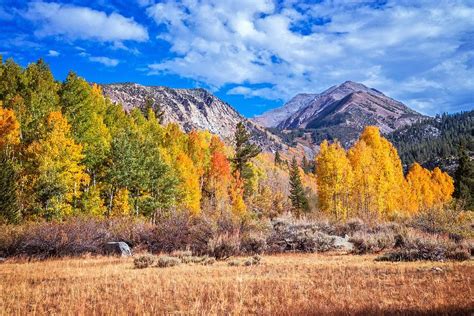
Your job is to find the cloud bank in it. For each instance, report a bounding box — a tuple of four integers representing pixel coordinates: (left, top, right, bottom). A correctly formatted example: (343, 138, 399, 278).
(23, 2, 148, 43)
(146, 0, 474, 114)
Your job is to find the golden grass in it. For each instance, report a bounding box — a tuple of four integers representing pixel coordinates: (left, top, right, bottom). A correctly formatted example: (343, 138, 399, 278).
(0, 254, 473, 315)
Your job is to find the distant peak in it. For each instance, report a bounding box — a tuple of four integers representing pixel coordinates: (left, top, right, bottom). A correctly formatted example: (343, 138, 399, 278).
(338, 80, 368, 90)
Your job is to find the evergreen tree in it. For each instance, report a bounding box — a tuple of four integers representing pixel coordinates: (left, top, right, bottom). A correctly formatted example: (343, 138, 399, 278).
(289, 157, 309, 215)
(454, 147, 474, 210)
(143, 97, 165, 123)
(232, 122, 261, 178)
(274, 150, 282, 165)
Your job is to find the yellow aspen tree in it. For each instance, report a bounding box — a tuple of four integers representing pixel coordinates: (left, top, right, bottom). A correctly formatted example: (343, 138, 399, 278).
(81, 185, 106, 217)
(0, 106, 20, 149)
(431, 167, 454, 206)
(316, 140, 353, 221)
(26, 111, 89, 219)
(348, 126, 405, 220)
(406, 163, 435, 212)
(175, 152, 201, 214)
(110, 188, 131, 217)
(230, 171, 247, 218)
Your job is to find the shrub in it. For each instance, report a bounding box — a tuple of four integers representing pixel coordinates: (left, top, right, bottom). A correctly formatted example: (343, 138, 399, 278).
(376, 231, 471, 262)
(240, 233, 267, 254)
(170, 250, 192, 259)
(227, 255, 261, 267)
(350, 231, 395, 254)
(201, 257, 216, 265)
(156, 255, 181, 268)
(149, 213, 215, 255)
(207, 233, 240, 260)
(134, 254, 156, 269)
(266, 218, 336, 253)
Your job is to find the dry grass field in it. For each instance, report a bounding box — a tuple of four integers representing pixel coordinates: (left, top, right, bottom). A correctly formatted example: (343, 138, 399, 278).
(0, 254, 473, 315)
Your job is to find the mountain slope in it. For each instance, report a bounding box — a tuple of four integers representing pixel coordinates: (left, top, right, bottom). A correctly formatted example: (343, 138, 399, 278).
(388, 110, 474, 173)
(260, 81, 425, 147)
(253, 93, 317, 127)
(100, 83, 292, 152)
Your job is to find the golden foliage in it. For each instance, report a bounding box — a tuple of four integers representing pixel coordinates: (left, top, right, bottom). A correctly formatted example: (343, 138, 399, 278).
(0, 106, 20, 149)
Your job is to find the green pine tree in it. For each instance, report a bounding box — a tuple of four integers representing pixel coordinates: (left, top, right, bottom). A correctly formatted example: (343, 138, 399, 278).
(274, 150, 282, 165)
(232, 122, 261, 177)
(454, 147, 474, 210)
(289, 157, 309, 215)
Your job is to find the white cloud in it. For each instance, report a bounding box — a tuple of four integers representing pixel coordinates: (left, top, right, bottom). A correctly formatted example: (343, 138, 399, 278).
(23, 2, 148, 43)
(89, 56, 120, 67)
(47, 50, 60, 57)
(145, 0, 474, 114)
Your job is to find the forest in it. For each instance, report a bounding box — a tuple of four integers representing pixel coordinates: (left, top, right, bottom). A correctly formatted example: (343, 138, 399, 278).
(0, 57, 470, 226)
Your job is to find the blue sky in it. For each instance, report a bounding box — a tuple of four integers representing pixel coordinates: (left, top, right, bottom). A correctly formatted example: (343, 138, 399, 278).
(1, 0, 473, 117)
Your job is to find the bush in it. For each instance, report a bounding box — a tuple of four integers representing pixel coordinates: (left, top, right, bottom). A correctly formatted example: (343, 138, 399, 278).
(170, 250, 192, 259)
(227, 255, 261, 267)
(156, 255, 181, 268)
(134, 254, 156, 269)
(207, 233, 240, 260)
(376, 231, 471, 262)
(350, 231, 395, 254)
(149, 213, 215, 255)
(240, 233, 267, 254)
(266, 218, 337, 253)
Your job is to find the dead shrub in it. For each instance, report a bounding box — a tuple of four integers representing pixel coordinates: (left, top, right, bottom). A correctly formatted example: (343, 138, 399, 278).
(240, 233, 267, 254)
(350, 231, 395, 254)
(207, 232, 240, 260)
(134, 254, 156, 269)
(149, 213, 215, 255)
(376, 231, 471, 262)
(266, 218, 337, 253)
(156, 255, 181, 268)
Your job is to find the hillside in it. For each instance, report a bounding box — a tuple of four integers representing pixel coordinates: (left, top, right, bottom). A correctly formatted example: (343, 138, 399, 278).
(101, 83, 288, 152)
(388, 110, 474, 173)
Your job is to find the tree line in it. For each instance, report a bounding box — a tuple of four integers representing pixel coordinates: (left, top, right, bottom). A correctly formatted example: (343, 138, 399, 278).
(0, 57, 468, 225)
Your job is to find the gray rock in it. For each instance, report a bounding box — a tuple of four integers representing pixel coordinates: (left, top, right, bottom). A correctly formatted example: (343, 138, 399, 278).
(333, 234, 354, 251)
(104, 242, 132, 257)
(0, 257, 6, 263)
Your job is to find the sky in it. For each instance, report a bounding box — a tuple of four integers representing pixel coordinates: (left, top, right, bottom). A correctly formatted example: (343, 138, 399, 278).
(1, 0, 473, 117)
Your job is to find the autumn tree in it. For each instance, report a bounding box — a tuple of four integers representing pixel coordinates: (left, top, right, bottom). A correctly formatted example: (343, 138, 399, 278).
(0, 153, 20, 223)
(17, 59, 60, 143)
(205, 136, 232, 213)
(25, 112, 89, 219)
(348, 126, 405, 220)
(0, 107, 21, 223)
(316, 140, 353, 221)
(61, 72, 111, 176)
(289, 157, 309, 215)
(0, 106, 20, 148)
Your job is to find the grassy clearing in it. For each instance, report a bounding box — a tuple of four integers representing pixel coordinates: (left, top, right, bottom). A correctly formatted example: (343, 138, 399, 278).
(0, 254, 472, 315)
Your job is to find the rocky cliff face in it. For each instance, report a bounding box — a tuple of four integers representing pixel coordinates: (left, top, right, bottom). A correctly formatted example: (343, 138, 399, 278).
(100, 83, 290, 152)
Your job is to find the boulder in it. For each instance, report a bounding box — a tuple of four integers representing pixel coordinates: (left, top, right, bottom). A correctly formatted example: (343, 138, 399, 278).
(333, 234, 354, 252)
(104, 242, 132, 257)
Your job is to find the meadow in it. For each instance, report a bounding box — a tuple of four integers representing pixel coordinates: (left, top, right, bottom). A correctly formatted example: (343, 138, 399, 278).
(1, 254, 472, 315)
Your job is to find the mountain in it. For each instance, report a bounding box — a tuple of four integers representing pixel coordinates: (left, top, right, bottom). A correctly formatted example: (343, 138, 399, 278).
(388, 110, 474, 173)
(255, 81, 425, 147)
(100, 83, 291, 152)
(253, 93, 317, 127)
